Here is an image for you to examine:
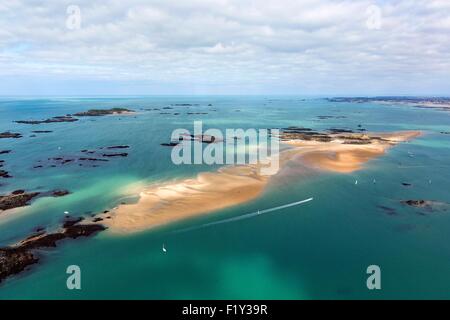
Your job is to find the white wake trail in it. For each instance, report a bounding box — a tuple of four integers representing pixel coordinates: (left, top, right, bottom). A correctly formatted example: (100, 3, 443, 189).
(172, 197, 313, 234)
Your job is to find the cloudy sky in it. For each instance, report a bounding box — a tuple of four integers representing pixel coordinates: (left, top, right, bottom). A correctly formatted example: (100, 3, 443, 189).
(1, 0, 449, 95)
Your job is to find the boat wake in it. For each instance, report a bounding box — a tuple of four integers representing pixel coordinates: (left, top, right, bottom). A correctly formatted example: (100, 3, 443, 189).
(173, 197, 314, 234)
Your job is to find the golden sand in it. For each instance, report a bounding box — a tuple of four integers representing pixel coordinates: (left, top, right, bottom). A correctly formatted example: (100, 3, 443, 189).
(104, 131, 421, 233)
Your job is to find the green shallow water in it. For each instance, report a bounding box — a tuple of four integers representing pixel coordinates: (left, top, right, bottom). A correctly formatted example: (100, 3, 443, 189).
(1, 96, 450, 299)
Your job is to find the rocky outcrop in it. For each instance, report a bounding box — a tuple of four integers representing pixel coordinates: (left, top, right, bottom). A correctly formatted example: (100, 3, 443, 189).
(15, 116, 78, 125)
(73, 108, 134, 116)
(0, 218, 106, 284)
(0, 132, 22, 139)
(402, 200, 428, 208)
(0, 191, 40, 211)
(0, 248, 38, 284)
(0, 170, 12, 179)
(102, 153, 128, 157)
(278, 127, 333, 142)
(105, 145, 130, 149)
(51, 190, 70, 197)
(0, 189, 70, 211)
(277, 127, 391, 145)
(34, 145, 132, 169)
(401, 200, 449, 214)
(160, 142, 180, 147)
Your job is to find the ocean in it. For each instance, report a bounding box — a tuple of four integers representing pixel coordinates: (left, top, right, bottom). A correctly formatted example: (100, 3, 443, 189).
(1, 96, 450, 299)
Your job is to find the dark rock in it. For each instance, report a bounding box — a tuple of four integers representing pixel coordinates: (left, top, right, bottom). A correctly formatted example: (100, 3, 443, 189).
(73, 108, 133, 117)
(402, 200, 427, 207)
(79, 157, 109, 162)
(160, 142, 180, 147)
(401, 183, 413, 187)
(52, 190, 70, 197)
(328, 128, 354, 134)
(0, 191, 40, 211)
(317, 115, 334, 119)
(0, 132, 22, 139)
(0, 170, 12, 178)
(102, 153, 128, 157)
(0, 220, 106, 283)
(105, 145, 130, 149)
(0, 189, 69, 212)
(279, 129, 333, 142)
(63, 217, 84, 228)
(0, 248, 39, 283)
(15, 116, 78, 125)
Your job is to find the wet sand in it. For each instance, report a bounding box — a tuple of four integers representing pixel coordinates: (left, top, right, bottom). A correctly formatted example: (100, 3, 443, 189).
(105, 131, 421, 233)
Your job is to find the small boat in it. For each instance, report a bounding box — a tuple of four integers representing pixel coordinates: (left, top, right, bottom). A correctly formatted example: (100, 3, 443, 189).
(162, 244, 167, 253)
(355, 180, 358, 185)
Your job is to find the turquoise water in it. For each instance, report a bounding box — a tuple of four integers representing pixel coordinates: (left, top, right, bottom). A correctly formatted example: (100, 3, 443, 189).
(1, 96, 450, 299)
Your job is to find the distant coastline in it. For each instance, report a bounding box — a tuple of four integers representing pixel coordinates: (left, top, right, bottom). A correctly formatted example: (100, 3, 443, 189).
(327, 96, 450, 112)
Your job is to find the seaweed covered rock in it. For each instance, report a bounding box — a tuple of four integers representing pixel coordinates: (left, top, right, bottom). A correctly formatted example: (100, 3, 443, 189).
(73, 108, 134, 116)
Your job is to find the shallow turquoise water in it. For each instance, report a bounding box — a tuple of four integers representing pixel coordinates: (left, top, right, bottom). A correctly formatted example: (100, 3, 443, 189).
(1, 96, 450, 299)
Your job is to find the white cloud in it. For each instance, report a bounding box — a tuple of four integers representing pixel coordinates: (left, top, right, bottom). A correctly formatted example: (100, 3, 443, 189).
(0, 0, 449, 94)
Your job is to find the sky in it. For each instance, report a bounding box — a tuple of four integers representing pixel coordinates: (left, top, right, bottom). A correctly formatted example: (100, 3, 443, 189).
(0, 0, 449, 96)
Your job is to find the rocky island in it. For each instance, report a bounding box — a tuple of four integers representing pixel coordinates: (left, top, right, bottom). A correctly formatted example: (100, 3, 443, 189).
(73, 108, 134, 116)
(0, 189, 70, 212)
(0, 217, 106, 284)
(0, 132, 22, 139)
